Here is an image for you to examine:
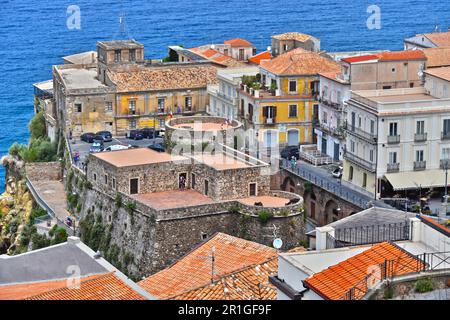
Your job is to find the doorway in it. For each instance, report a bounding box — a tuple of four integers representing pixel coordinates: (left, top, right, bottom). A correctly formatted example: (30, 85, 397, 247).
(129, 178, 139, 194)
(178, 173, 187, 189)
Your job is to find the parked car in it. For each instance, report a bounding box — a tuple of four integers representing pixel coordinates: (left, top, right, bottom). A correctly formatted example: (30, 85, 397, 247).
(148, 143, 165, 152)
(96, 131, 113, 142)
(141, 127, 157, 139)
(157, 128, 165, 137)
(331, 166, 343, 179)
(280, 146, 299, 160)
(105, 144, 129, 152)
(126, 130, 144, 140)
(80, 132, 95, 143)
(89, 141, 104, 153)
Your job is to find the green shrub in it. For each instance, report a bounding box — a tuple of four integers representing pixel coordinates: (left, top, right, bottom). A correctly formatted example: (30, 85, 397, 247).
(29, 208, 47, 224)
(258, 210, 273, 223)
(279, 209, 290, 217)
(115, 194, 123, 208)
(31, 232, 51, 250)
(229, 206, 241, 214)
(125, 201, 137, 213)
(67, 192, 78, 209)
(29, 111, 46, 140)
(415, 277, 434, 293)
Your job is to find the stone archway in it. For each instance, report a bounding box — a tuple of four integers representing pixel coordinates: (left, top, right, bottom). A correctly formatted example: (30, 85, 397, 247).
(303, 190, 317, 222)
(324, 199, 339, 225)
(281, 177, 296, 193)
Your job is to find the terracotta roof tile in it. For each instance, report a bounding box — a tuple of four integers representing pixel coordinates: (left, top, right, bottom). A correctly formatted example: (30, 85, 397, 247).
(423, 47, 450, 68)
(260, 48, 340, 76)
(108, 65, 217, 92)
(189, 47, 245, 67)
(378, 50, 426, 61)
(138, 233, 277, 299)
(424, 31, 450, 47)
(341, 54, 380, 63)
(26, 272, 146, 300)
(172, 259, 278, 300)
(1, 272, 146, 300)
(303, 242, 425, 300)
(272, 32, 312, 42)
(224, 38, 254, 47)
(248, 51, 272, 65)
(424, 66, 450, 82)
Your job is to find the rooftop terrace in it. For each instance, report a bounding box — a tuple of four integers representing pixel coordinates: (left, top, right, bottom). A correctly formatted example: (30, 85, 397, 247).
(132, 190, 214, 210)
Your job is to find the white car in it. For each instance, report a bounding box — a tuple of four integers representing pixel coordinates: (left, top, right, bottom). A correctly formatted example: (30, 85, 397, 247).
(331, 166, 343, 179)
(104, 144, 130, 152)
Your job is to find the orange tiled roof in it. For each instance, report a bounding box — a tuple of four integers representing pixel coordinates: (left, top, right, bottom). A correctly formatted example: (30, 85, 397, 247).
(260, 48, 340, 76)
(272, 32, 312, 42)
(1, 272, 146, 300)
(189, 47, 245, 67)
(172, 258, 278, 300)
(341, 54, 380, 64)
(423, 47, 450, 68)
(138, 233, 277, 299)
(424, 31, 450, 47)
(27, 272, 146, 300)
(108, 65, 217, 92)
(419, 215, 450, 234)
(224, 38, 254, 47)
(248, 51, 272, 65)
(378, 50, 426, 61)
(303, 242, 424, 300)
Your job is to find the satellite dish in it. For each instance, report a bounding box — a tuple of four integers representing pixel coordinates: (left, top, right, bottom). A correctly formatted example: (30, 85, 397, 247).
(273, 238, 283, 249)
(267, 46, 272, 52)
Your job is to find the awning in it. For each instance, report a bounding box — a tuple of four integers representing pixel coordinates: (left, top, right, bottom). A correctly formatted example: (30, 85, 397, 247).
(385, 169, 446, 190)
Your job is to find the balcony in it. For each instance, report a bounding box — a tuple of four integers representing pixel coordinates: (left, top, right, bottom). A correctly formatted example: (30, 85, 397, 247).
(441, 159, 450, 169)
(442, 131, 450, 140)
(344, 151, 376, 173)
(345, 123, 377, 144)
(387, 163, 400, 173)
(387, 135, 400, 144)
(320, 98, 342, 111)
(414, 161, 426, 171)
(318, 123, 345, 138)
(264, 117, 276, 125)
(414, 132, 427, 142)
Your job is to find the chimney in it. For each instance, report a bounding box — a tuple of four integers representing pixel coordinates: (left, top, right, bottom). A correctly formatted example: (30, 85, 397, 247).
(92, 52, 95, 63)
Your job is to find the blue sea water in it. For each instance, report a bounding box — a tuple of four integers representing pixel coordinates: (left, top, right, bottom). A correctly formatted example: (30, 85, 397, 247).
(0, 0, 449, 192)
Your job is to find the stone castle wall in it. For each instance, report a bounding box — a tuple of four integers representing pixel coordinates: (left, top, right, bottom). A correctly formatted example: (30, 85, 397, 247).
(25, 161, 62, 181)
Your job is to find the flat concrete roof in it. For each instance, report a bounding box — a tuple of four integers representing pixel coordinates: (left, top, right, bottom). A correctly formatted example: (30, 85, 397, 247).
(0, 242, 107, 285)
(97, 40, 144, 50)
(239, 196, 291, 207)
(193, 153, 251, 170)
(132, 190, 214, 210)
(63, 51, 97, 64)
(59, 67, 107, 90)
(93, 148, 186, 168)
(366, 93, 439, 103)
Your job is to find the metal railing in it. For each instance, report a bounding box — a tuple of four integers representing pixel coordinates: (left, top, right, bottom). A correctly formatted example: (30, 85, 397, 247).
(343, 151, 376, 173)
(281, 159, 368, 209)
(387, 163, 400, 173)
(345, 124, 377, 143)
(414, 132, 427, 142)
(414, 161, 426, 171)
(387, 135, 400, 144)
(326, 222, 410, 249)
(442, 131, 450, 140)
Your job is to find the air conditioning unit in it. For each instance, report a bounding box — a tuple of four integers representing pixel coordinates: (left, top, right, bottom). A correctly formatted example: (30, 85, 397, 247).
(266, 118, 273, 124)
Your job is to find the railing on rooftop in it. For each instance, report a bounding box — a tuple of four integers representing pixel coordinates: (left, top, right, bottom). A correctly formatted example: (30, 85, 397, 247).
(326, 222, 410, 250)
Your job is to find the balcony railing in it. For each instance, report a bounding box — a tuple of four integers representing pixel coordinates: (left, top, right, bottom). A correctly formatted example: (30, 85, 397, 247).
(414, 132, 427, 142)
(319, 123, 345, 138)
(387, 135, 400, 144)
(320, 98, 343, 111)
(264, 117, 276, 125)
(442, 131, 450, 140)
(414, 161, 426, 171)
(387, 163, 400, 173)
(345, 123, 377, 144)
(344, 151, 376, 173)
(440, 159, 450, 169)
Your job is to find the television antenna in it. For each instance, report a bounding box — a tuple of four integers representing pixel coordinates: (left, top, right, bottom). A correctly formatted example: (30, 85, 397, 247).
(113, 0, 133, 40)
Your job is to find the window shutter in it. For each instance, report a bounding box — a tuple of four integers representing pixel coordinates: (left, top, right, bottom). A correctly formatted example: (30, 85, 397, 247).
(262, 106, 268, 118)
(273, 106, 277, 117)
